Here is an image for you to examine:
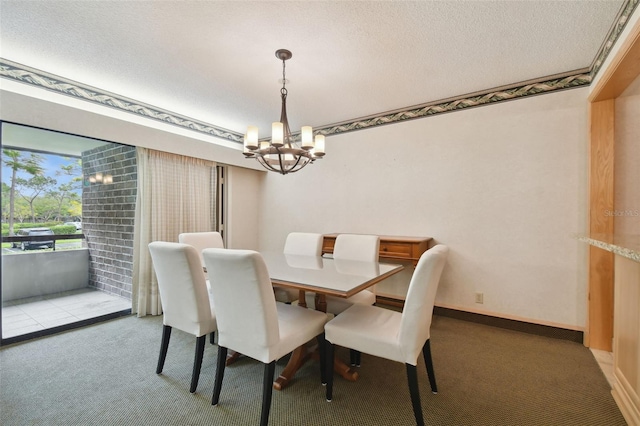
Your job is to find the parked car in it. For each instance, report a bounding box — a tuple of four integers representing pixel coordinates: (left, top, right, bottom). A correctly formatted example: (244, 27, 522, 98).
(13, 228, 55, 250)
(64, 221, 82, 231)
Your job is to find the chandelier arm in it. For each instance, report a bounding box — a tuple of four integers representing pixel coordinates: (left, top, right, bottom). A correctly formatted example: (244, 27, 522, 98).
(290, 154, 305, 170)
(255, 155, 282, 174)
(274, 146, 305, 175)
(276, 151, 286, 174)
(288, 157, 312, 173)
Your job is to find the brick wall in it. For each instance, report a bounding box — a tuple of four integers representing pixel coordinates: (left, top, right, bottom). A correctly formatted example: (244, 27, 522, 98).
(82, 144, 137, 299)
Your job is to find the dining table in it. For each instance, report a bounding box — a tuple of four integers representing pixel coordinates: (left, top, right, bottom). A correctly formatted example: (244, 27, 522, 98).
(257, 251, 405, 390)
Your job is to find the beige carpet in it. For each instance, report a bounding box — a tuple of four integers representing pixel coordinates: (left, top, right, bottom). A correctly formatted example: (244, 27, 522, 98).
(0, 313, 626, 425)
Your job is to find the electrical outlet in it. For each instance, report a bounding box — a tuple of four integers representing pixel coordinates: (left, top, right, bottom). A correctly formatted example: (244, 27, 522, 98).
(475, 292, 484, 304)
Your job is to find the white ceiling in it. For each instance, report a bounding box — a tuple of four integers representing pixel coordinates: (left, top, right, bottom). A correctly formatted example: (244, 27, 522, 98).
(0, 0, 625, 138)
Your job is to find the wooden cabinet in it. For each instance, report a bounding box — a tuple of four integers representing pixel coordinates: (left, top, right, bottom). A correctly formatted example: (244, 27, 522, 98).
(322, 234, 432, 266)
(581, 235, 640, 424)
(612, 254, 640, 424)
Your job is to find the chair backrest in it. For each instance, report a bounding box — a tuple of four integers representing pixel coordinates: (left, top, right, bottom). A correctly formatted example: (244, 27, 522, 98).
(283, 232, 323, 256)
(333, 234, 380, 262)
(178, 231, 224, 266)
(284, 254, 323, 270)
(398, 245, 449, 365)
(148, 241, 213, 337)
(333, 258, 380, 277)
(202, 248, 280, 363)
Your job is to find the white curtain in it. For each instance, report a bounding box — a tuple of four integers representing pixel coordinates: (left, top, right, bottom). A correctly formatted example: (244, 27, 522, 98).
(132, 147, 217, 317)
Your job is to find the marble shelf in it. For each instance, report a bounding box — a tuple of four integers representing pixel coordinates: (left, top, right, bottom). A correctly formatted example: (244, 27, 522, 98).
(578, 234, 640, 263)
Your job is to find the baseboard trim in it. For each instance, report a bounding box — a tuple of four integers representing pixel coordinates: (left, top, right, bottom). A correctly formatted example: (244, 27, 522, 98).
(376, 297, 584, 343)
(433, 306, 584, 343)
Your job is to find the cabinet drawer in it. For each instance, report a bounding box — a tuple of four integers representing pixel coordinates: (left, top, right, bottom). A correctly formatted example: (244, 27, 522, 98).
(322, 236, 336, 254)
(380, 242, 412, 259)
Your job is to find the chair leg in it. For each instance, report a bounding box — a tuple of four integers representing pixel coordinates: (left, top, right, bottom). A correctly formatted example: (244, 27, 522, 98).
(190, 335, 207, 393)
(210, 331, 215, 345)
(406, 364, 425, 426)
(317, 333, 327, 385)
(156, 325, 172, 374)
(260, 361, 276, 426)
(349, 349, 361, 367)
(422, 339, 437, 394)
(212, 346, 228, 406)
(326, 343, 335, 402)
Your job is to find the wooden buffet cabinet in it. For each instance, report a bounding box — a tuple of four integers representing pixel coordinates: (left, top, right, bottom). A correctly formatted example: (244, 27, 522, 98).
(321, 234, 432, 266)
(322, 234, 433, 304)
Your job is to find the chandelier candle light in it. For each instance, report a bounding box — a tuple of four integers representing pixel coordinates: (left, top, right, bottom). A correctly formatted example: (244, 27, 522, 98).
(243, 49, 325, 174)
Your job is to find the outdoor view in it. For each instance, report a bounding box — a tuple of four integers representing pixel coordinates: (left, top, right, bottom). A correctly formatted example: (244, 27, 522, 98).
(1, 123, 131, 343)
(2, 149, 84, 252)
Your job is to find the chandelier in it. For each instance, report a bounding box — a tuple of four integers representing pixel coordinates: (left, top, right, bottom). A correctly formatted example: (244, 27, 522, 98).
(243, 49, 325, 175)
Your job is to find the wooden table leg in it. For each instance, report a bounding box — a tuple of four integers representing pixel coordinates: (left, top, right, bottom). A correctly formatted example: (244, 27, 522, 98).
(334, 359, 359, 381)
(273, 345, 313, 390)
(310, 349, 359, 381)
(225, 350, 241, 366)
(314, 293, 327, 313)
(298, 290, 307, 308)
(273, 291, 312, 390)
(273, 292, 358, 390)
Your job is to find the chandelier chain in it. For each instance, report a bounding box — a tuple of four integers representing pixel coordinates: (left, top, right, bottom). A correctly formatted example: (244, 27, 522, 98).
(281, 58, 288, 95)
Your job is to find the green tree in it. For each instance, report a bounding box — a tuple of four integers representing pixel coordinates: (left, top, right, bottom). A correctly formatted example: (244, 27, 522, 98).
(34, 196, 60, 222)
(53, 159, 82, 220)
(67, 199, 82, 219)
(16, 175, 57, 222)
(13, 199, 30, 223)
(1, 182, 10, 222)
(48, 188, 81, 220)
(2, 150, 44, 234)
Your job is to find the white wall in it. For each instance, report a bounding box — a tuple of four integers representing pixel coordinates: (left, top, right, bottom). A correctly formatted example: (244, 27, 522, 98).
(258, 87, 590, 329)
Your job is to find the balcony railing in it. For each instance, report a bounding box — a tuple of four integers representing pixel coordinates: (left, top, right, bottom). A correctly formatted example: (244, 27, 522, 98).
(2, 233, 86, 251)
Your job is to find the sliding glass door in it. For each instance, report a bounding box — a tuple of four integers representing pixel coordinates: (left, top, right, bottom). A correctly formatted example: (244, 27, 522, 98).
(1, 122, 132, 344)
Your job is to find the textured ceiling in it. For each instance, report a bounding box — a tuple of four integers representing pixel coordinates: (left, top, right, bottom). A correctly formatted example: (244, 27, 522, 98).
(0, 0, 625, 138)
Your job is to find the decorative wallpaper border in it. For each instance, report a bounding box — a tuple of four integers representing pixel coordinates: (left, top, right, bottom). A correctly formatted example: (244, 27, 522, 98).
(591, 0, 639, 79)
(0, 0, 637, 142)
(0, 59, 244, 144)
(314, 72, 591, 137)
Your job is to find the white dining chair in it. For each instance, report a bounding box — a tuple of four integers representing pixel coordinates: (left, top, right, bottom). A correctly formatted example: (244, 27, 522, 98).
(305, 234, 380, 314)
(178, 231, 224, 267)
(148, 241, 217, 393)
(202, 248, 329, 426)
(303, 234, 380, 367)
(276, 232, 324, 303)
(284, 232, 324, 256)
(324, 245, 449, 426)
(178, 231, 224, 346)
